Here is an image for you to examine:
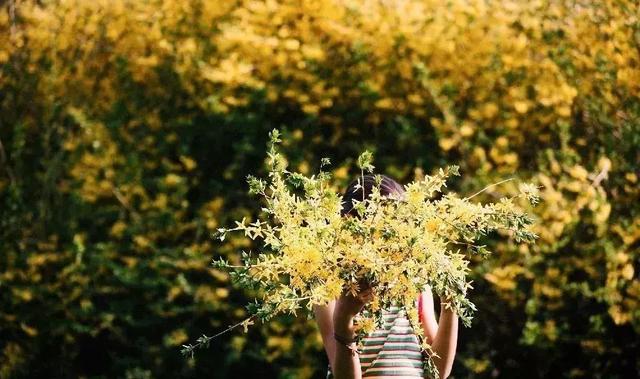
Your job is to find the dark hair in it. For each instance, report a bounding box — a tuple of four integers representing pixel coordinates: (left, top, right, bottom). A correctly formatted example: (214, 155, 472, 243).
(340, 174, 406, 217)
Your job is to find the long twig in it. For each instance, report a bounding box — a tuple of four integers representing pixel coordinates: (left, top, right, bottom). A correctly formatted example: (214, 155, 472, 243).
(181, 316, 257, 358)
(112, 187, 141, 221)
(465, 177, 514, 200)
(204, 317, 254, 340)
(9, 0, 17, 37)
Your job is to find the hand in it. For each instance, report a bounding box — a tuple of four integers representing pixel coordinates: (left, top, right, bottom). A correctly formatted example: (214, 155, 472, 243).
(439, 294, 456, 312)
(337, 287, 374, 319)
(333, 284, 375, 336)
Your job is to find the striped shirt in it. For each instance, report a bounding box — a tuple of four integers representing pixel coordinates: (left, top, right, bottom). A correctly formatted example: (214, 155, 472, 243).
(327, 305, 425, 378)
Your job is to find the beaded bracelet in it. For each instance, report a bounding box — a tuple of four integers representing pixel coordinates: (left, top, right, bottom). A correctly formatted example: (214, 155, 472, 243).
(334, 332, 361, 356)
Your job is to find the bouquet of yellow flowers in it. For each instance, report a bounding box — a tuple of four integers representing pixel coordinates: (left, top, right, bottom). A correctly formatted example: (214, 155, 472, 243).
(183, 129, 539, 375)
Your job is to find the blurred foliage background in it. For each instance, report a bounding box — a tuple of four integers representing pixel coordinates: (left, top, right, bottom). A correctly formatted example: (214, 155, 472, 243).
(1, 0, 639, 378)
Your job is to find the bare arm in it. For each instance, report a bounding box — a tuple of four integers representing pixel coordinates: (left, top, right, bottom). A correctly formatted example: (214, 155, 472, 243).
(313, 289, 373, 379)
(420, 290, 459, 379)
(418, 288, 439, 345)
(331, 296, 363, 379)
(313, 301, 337, 372)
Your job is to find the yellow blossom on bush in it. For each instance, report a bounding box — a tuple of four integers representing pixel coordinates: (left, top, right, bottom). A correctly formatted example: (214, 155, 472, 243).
(185, 130, 539, 376)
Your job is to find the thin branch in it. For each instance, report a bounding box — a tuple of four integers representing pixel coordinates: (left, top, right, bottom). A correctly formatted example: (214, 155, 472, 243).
(181, 316, 257, 358)
(591, 164, 609, 187)
(112, 187, 141, 221)
(204, 316, 254, 340)
(9, 0, 17, 37)
(465, 177, 514, 200)
(434, 213, 466, 234)
(448, 239, 481, 249)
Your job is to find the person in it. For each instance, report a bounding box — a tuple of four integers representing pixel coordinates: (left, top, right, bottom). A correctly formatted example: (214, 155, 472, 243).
(313, 174, 459, 379)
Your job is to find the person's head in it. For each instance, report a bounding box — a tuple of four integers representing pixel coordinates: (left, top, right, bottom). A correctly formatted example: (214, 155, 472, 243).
(340, 174, 406, 217)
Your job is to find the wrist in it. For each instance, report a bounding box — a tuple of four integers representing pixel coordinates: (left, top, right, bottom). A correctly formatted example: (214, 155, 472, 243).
(333, 331, 360, 356)
(440, 295, 454, 308)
